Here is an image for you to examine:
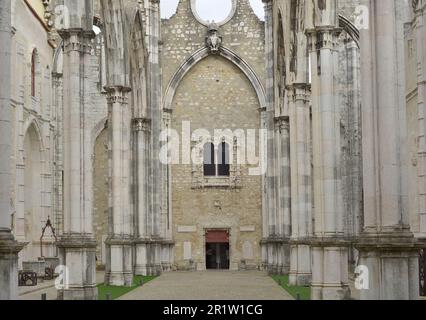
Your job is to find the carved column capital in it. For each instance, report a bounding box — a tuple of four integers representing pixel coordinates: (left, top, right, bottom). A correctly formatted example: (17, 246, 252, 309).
(275, 116, 289, 133)
(133, 118, 151, 132)
(105, 86, 132, 105)
(307, 27, 342, 51)
(293, 83, 311, 102)
(59, 29, 95, 54)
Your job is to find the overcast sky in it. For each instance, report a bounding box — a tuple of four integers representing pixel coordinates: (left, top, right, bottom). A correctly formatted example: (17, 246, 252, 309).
(160, 0, 265, 21)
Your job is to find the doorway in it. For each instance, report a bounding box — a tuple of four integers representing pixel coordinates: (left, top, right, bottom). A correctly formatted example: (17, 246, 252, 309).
(205, 230, 230, 270)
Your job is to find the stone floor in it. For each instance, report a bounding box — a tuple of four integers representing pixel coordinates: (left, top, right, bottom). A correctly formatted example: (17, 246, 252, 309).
(119, 271, 293, 300)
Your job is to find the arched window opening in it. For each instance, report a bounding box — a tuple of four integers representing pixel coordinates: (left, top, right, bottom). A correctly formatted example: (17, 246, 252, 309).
(203, 143, 216, 176)
(277, 13, 285, 99)
(289, 1, 297, 73)
(195, 0, 233, 24)
(217, 142, 230, 177)
(31, 50, 36, 97)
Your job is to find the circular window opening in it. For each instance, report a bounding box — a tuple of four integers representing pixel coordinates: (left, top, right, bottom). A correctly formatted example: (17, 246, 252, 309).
(192, 0, 236, 26)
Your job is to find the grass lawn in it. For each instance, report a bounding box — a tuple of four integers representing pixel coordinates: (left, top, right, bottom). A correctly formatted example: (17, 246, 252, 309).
(97, 275, 157, 300)
(271, 275, 311, 300)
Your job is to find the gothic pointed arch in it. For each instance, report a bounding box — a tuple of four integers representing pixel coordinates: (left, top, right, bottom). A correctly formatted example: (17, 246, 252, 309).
(22, 117, 45, 153)
(22, 123, 43, 261)
(164, 47, 267, 111)
(129, 9, 148, 116)
(338, 15, 360, 48)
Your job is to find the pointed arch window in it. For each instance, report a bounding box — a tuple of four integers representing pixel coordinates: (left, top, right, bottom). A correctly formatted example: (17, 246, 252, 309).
(203, 143, 216, 176)
(217, 142, 230, 176)
(203, 142, 230, 177)
(31, 50, 36, 97)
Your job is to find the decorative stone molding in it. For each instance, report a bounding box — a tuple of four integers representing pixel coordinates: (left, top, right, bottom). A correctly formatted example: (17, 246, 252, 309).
(42, 0, 54, 28)
(105, 236, 134, 246)
(191, 137, 242, 190)
(0, 231, 25, 254)
(56, 234, 97, 249)
(205, 23, 223, 54)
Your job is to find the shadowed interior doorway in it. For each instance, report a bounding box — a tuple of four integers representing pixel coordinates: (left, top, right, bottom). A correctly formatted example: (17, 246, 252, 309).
(205, 230, 230, 270)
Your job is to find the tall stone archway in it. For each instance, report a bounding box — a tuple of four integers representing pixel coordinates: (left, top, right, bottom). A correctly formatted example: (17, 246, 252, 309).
(169, 54, 263, 270)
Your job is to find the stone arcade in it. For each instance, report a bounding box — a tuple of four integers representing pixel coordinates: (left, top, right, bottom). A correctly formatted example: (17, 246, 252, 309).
(0, 0, 426, 300)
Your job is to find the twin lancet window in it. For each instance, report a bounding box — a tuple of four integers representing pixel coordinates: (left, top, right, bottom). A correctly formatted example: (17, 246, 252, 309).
(203, 142, 230, 177)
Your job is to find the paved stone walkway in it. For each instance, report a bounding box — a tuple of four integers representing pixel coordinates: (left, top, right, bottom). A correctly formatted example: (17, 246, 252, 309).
(120, 271, 293, 300)
(19, 272, 105, 300)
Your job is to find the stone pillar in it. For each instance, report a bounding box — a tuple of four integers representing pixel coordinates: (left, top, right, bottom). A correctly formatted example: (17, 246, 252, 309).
(262, 0, 277, 273)
(340, 38, 362, 270)
(146, 0, 164, 276)
(275, 118, 291, 274)
(308, 0, 350, 300)
(414, 0, 426, 237)
(104, 86, 133, 287)
(357, 0, 421, 300)
(134, 118, 151, 276)
(52, 73, 64, 237)
(57, 3, 98, 298)
(289, 84, 312, 286)
(0, 0, 23, 300)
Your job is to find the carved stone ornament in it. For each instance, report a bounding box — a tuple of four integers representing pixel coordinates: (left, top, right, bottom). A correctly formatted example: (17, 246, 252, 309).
(413, 0, 419, 10)
(206, 23, 223, 54)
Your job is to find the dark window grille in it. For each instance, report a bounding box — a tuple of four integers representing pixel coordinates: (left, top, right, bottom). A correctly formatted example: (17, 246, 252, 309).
(203, 143, 216, 176)
(217, 142, 230, 177)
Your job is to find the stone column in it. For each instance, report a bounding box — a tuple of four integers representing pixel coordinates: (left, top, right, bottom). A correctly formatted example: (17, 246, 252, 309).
(279, 1, 313, 285)
(275, 117, 291, 274)
(104, 86, 133, 287)
(100, 0, 139, 284)
(289, 84, 312, 286)
(414, 0, 426, 237)
(0, 0, 23, 300)
(357, 0, 421, 300)
(262, 0, 278, 273)
(57, 3, 98, 298)
(146, 0, 164, 276)
(308, 0, 350, 300)
(52, 73, 64, 237)
(134, 118, 151, 276)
